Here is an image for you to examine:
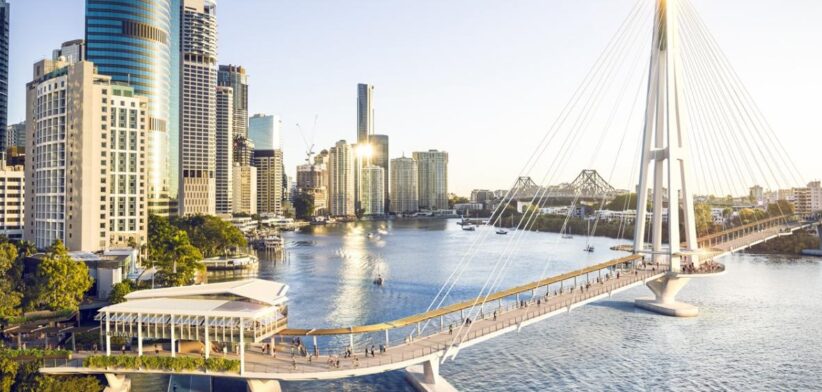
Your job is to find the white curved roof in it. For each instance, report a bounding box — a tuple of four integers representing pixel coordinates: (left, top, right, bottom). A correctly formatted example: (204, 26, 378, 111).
(124, 279, 288, 306)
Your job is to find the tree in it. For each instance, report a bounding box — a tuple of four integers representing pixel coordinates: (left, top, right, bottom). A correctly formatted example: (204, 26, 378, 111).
(0, 353, 18, 392)
(108, 281, 135, 304)
(293, 190, 315, 219)
(149, 214, 203, 286)
(694, 203, 714, 236)
(170, 215, 247, 257)
(0, 242, 22, 319)
(604, 193, 639, 211)
(33, 241, 93, 311)
(448, 195, 469, 209)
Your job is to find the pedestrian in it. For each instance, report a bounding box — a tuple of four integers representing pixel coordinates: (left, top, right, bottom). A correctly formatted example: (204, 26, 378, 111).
(449, 324, 453, 335)
(292, 358, 297, 370)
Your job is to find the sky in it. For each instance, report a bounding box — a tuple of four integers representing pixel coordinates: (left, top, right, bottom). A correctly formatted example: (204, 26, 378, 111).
(7, 0, 822, 196)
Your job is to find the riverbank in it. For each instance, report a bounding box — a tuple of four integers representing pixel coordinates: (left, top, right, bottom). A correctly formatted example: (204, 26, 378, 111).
(747, 231, 820, 255)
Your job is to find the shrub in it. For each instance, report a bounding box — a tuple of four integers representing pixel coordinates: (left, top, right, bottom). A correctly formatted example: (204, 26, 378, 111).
(82, 355, 240, 374)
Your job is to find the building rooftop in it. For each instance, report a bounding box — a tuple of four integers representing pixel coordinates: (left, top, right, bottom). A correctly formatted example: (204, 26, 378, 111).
(123, 278, 288, 307)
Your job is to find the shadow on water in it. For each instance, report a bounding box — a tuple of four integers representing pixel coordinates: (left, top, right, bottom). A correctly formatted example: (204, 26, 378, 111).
(588, 300, 642, 314)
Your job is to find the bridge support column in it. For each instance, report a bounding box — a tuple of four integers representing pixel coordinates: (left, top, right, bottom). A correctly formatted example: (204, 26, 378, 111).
(246, 379, 282, 392)
(104, 373, 131, 392)
(405, 358, 458, 392)
(635, 273, 697, 317)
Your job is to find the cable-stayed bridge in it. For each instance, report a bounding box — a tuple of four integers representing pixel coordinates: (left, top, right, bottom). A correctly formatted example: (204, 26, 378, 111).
(40, 0, 820, 391)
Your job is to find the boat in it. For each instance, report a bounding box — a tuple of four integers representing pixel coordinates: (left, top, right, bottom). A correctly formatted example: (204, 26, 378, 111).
(584, 245, 595, 253)
(562, 227, 574, 239)
(462, 225, 476, 231)
(253, 235, 283, 250)
(373, 274, 384, 286)
(496, 229, 508, 235)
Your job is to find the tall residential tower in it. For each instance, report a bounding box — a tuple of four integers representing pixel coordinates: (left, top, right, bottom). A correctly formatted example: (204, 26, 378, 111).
(357, 84, 374, 143)
(179, 0, 218, 215)
(413, 150, 449, 210)
(0, 1, 9, 151)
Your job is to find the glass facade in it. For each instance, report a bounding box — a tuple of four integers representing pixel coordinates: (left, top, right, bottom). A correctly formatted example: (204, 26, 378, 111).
(249, 114, 280, 150)
(85, 0, 175, 213)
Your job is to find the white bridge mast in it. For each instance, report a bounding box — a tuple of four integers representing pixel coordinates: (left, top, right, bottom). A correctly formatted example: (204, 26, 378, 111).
(634, 0, 699, 272)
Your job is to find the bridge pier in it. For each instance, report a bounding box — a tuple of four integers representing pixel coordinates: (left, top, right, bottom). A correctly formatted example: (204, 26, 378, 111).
(247, 379, 282, 392)
(635, 273, 698, 317)
(405, 358, 458, 392)
(104, 373, 131, 392)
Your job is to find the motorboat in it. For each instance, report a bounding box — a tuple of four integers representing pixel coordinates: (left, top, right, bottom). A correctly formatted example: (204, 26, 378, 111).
(373, 274, 384, 286)
(462, 225, 476, 231)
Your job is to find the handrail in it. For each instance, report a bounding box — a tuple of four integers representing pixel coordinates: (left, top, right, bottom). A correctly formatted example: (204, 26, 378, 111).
(278, 254, 643, 336)
(697, 214, 792, 243)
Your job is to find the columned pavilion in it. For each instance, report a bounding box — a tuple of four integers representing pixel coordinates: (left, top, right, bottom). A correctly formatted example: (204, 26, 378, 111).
(96, 279, 289, 374)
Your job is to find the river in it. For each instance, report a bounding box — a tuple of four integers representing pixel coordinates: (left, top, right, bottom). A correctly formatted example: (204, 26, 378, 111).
(133, 219, 822, 391)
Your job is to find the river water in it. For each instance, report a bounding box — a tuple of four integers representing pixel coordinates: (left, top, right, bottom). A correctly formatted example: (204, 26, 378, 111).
(134, 219, 822, 391)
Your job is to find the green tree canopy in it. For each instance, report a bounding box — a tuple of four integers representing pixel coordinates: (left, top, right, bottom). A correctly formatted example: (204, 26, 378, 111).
(170, 215, 247, 257)
(148, 215, 204, 287)
(33, 241, 93, 312)
(293, 190, 315, 219)
(108, 281, 135, 304)
(0, 242, 22, 319)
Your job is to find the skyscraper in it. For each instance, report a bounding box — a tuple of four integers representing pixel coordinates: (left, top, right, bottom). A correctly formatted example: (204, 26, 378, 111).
(413, 150, 449, 210)
(218, 65, 249, 138)
(215, 86, 234, 214)
(25, 59, 148, 251)
(253, 149, 284, 216)
(85, 0, 174, 215)
(249, 113, 281, 150)
(52, 39, 86, 64)
(4, 121, 23, 149)
(232, 164, 257, 215)
(329, 141, 355, 217)
(357, 84, 374, 143)
(179, 0, 218, 215)
(360, 165, 385, 216)
(390, 156, 418, 214)
(0, 1, 8, 152)
(371, 134, 389, 211)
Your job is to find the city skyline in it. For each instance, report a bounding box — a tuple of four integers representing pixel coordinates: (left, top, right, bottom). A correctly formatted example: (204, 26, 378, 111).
(5, 0, 822, 196)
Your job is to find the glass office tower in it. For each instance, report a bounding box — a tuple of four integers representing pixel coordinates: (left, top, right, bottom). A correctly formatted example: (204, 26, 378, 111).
(85, 0, 176, 215)
(0, 1, 8, 151)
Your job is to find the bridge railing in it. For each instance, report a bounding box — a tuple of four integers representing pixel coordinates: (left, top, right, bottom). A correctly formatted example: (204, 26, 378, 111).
(696, 215, 795, 249)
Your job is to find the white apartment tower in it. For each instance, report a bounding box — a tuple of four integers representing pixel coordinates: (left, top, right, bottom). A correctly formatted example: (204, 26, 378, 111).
(360, 165, 385, 216)
(25, 59, 148, 251)
(180, 0, 218, 216)
(215, 86, 233, 214)
(0, 160, 24, 240)
(413, 150, 449, 210)
(232, 163, 257, 215)
(329, 141, 355, 216)
(390, 156, 418, 214)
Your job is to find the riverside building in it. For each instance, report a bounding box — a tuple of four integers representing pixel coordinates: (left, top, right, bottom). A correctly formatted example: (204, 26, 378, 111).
(25, 59, 148, 251)
(329, 141, 355, 217)
(390, 156, 418, 214)
(85, 0, 176, 216)
(413, 150, 449, 210)
(179, 0, 218, 216)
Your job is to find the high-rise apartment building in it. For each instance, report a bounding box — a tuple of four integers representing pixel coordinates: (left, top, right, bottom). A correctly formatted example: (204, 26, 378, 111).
(85, 0, 175, 215)
(215, 86, 233, 214)
(253, 150, 284, 215)
(0, 1, 8, 152)
(0, 160, 23, 240)
(179, 0, 218, 216)
(297, 163, 328, 216)
(371, 134, 389, 211)
(360, 165, 385, 216)
(234, 136, 254, 165)
(218, 65, 248, 138)
(357, 84, 374, 143)
(249, 113, 281, 150)
(390, 156, 418, 214)
(25, 60, 148, 251)
(5, 121, 24, 149)
(52, 39, 86, 64)
(329, 141, 355, 217)
(232, 164, 257, 215)
(413, 150, 449, 210)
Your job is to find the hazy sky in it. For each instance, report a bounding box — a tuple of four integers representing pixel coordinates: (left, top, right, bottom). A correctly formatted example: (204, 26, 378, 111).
(7, 0, 821, 195)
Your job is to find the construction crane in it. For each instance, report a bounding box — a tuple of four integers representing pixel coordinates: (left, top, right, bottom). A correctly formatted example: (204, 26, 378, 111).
(296, 114, 318, 164)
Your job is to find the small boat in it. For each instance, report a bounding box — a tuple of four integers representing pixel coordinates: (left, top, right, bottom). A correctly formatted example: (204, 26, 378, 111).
(462, 225, 476, 231)
(562, 227, 574, 239)
(584, 245, 595, 253)
(496, 229, 508, 235)
(373, 274, 384, 286)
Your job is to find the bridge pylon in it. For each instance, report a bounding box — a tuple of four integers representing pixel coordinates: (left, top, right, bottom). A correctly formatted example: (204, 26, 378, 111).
(633, 0, 702, 317)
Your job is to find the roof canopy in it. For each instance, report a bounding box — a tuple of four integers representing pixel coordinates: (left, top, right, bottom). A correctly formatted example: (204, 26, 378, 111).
(124, 279, 288, 306)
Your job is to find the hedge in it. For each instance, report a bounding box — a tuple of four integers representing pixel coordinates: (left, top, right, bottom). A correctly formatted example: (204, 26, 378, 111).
(82, 355, 240, 374)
